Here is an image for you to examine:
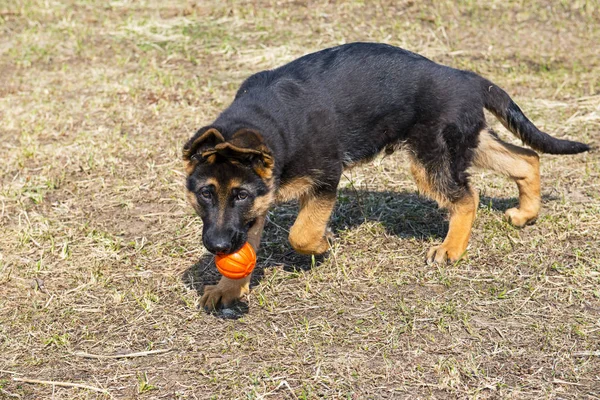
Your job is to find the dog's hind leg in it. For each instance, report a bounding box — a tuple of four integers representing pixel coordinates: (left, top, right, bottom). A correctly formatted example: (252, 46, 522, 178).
(289, 191, 337, 255)
(409, 154, 479, 265)
(473, 129, 540, 227)
(200, 213, 267, 310)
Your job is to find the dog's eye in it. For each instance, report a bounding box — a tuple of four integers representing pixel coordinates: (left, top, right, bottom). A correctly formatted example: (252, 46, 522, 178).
(236, 190, 249, 201)
(200, 188, 212, 199)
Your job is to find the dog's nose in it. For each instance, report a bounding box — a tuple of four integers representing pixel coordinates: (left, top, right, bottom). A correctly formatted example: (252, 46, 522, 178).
(211, 243, 231, 255)
(204, 236, 232, 255)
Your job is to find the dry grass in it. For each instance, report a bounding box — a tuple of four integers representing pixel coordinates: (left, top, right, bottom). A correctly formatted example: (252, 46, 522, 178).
(1, 0, 599, 398)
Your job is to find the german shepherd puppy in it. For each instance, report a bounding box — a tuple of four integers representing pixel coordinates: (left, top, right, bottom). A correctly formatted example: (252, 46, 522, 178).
(183, 43, 589, 310)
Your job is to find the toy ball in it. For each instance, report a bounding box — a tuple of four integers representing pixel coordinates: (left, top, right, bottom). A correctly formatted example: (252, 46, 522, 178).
(215, 242, 256, 279)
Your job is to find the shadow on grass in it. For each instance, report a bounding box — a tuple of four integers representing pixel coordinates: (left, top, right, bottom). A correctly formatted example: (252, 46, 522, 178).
(182, 188, 557, 318)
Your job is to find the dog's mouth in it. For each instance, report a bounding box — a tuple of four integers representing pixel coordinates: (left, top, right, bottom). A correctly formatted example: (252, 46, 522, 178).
(212, 243, 244, 256)
(228, 236, 247, 255)
(204, 220, 255, 256)
(229, 229, 250, 255)
(219, 221, 255, 255)
(203, 231, 248, 256)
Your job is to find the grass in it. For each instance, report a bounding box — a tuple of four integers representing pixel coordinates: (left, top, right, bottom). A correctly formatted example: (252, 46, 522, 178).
(1, 0, 599, 398)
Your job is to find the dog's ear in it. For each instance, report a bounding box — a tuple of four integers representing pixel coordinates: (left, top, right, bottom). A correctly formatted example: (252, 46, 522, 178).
(214, 129, 274, 179)
(182, 127, 225, 173)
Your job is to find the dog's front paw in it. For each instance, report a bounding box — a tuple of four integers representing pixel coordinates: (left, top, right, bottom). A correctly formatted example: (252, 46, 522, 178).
(200, 277, 250, 311)
(505, 207, 537, 228)
(426, 244, 466, 265)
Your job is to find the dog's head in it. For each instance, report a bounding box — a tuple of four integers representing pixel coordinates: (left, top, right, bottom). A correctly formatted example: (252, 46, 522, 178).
(183, 127, 275, 255)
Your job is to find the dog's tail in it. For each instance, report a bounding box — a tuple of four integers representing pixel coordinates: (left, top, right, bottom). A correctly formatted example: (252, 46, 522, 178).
(480, 78, 590, 154)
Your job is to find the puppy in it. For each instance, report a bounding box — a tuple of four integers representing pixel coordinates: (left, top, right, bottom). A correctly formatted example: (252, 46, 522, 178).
(182, 42, 589, 310)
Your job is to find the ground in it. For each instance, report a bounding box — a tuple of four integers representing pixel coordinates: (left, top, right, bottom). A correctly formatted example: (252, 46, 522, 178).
(1, 0, 599, 399)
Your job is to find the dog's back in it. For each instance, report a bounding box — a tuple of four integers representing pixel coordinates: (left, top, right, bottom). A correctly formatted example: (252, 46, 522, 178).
(224, 43, 486, 168)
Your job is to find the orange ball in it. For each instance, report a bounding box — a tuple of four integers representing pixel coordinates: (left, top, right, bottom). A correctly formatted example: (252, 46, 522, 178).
(215, 242, 257, 279)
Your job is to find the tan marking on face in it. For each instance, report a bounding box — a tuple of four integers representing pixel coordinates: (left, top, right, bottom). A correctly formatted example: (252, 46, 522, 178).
(185, 177, 219, 214)
(185, 189, 200, 212)
(472, 129, 540, 226)
(288, 193, 336, 255)
(225, 177, 242, 192)
(276, 176, 316, 203)
(204, 177, 218, 187)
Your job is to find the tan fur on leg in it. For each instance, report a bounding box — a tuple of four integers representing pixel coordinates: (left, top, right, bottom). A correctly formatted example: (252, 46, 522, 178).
(409, 158, 478, 264)
(289, 194, 336, 255)
(427, 188, 479, 264)
(473, 129, 540, 227)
